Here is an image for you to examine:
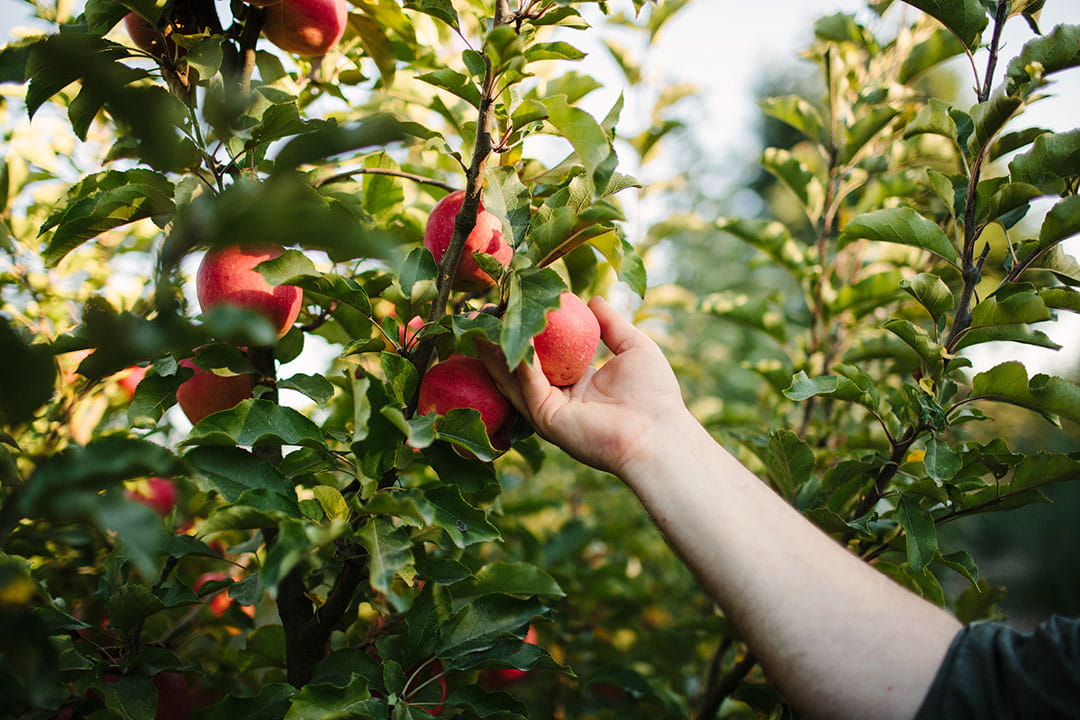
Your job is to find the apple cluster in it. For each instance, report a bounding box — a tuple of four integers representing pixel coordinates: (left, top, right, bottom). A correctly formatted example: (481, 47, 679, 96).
(414, 191, 601, 455)
(124, 0, 349, 62)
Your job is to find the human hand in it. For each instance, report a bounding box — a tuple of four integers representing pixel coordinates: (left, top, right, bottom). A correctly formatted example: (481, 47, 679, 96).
(478, 297, 689, 477)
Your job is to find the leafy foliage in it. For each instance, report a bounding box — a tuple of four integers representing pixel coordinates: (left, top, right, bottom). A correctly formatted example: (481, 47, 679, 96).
(1, 0, 1078, 718)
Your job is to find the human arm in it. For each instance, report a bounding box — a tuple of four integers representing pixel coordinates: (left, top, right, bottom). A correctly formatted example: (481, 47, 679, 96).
(479, 297, 962, 720)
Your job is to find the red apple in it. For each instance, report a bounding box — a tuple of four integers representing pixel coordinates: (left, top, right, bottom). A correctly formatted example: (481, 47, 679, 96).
(423, 190, 513, 291)
(123, 13, 181, 61)
(125, 477, 178, 517)
(481, 625, 538, 689)
(262, 0, 348, 57)
(175, 358, 254, 426)
(118, 364, 149, 399)
(196, 244, 303, 340)
(400, 315, 425, 349)
(418, 355, 515, 452)
(533, 292, 601, 386)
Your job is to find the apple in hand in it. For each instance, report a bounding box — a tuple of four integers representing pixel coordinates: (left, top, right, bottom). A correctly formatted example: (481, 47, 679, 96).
(423, 190, 513, 291)
(175, 358, 254, 426)
(196, 244, 303, 340)
(125, 477, 178, 517)
(417, 355, 515, 452)
(481, 625, 539, 688)
(533, 292, 601, 386)
(263, 0, 348, 56)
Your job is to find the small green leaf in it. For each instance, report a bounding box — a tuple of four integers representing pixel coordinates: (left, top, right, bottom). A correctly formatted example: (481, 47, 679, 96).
(923, 436, 961, 483)
(0, 321, 55, 427)
(967, 91, 1023, 157)
(403, 0, 459, 29)
(187, 446, 293, 503)
(903, 98, 958, 142)
(501, 266, 566, 368)
(783, 371, 872, 406)
(184, 36, 223, 78)
(759, 95, 824, 143)
(901, 272, 955, 323)
(525, 41, 586, 62)
(417, 69, 481, 108)
(439, 596, 546, 657)
(1009, 129, 1080, 194)
(762, 429, 814, 500)
(893, 494, 938, 572)
(400, 247, 439, 300)
(899, 28, 966, 83)
(424, 484, 501, 548)
(1005, 23, 1080, 94)
(284, 677, 380, 720)
(279, 373, 335, 406)
(357, 517, 413, 593)
(452, 562, 565, 605)
(541, 95, 613, 192)
(840, 106, 900, 164)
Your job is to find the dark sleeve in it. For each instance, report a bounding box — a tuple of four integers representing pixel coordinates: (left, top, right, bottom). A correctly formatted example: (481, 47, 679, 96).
(914, 615, 1080, 720)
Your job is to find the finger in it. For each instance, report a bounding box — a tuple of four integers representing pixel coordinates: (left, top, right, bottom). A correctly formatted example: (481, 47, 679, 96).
(514, 352, 559, 419)
(588, 296, 653, 356)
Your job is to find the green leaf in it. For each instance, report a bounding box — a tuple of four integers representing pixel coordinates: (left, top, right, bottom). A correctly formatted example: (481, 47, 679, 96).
(716, 217, 806, 276)
(1005, 23, 1080, 94)
(901, 272, 954, 323)
(451, 562, 565, 605)
(971, 361, 1080, 425)
(445, 686, 528, 718)
(351, 13, 396, 86)
(501, 266, 566, 368)
(893, 495, 938, 572)
(403, 0, 459, 30)
(284, 678, 381, 720)
(1009, 129, 1080, 194)
(183, 399, 327, 448)
(759, 95, 823, 143)
(106, 583, 165, 635)
(400, 247, 438, 301)
(525, 41, 586, 62)
(901, 0, 988, 50)
(0, 321, 55, 427)
(38, 169, 174, 267)
(923, 436, 961, 483)
(424, 484, 501, 548)
(381, 353, 418, 406)
(980, 182, 1040, 226)
(1008, 452, 1080, 493)
(761, 429, 814, 500)
(783, 371, 873, 406)
(840, 107, 900, 165)
(970, 284, 1052, 327)
(192, 682, 295, 720)
(541, 95, 613, 192)
(841, 207, 958, 263)
(357, 517, 414, 593)
(280, 373, 336, 406)
(1038, 195, 1080, 253)
(967, 91, 1023, 157)
(417, 69, 481, 108)
(439, 596, 546, 657)
(273, 114, 409, 172)
(883, 319, 943, 379)
(184, 36, 223, 78)
(762, 147, 823, 216)
(899, 28, 966, 83)
(187, 446, 293, 503)
(829, 269, 905, 317)
(701, 292, 786, 341)
(483, 165, 532, 248)
(255, 249, 319, 286)
(903, 98, 958, 142)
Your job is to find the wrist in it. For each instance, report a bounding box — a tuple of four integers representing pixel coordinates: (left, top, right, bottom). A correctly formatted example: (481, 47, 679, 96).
(616, 407, 711, 487)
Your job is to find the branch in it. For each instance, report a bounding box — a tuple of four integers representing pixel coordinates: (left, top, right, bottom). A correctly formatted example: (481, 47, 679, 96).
(694, 650, 757, 720)
(314, 168, 457, 191)
(408, 9, 513, 383)
(980, 1, 1010, 104)
(236, 4, 265, 97)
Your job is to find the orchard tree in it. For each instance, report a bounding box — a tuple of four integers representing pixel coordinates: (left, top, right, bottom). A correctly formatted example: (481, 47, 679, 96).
(2, 1, 1080, 720)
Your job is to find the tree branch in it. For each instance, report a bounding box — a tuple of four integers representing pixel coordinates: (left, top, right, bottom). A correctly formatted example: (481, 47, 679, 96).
(694, 649, 757, 720)
(314, 168, 457, 191)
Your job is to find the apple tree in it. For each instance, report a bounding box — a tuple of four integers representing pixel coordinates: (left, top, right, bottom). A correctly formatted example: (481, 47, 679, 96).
(0, 0, 662, 717)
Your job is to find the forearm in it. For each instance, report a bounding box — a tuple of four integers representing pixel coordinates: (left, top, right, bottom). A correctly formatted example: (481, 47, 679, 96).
(621, 411, 961, 720)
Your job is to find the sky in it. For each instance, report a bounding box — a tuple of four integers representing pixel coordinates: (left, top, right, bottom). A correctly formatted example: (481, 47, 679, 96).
(2, 0, 1078, 376)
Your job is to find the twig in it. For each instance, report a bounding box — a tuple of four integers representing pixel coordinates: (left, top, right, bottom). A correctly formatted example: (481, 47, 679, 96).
(694, 651, 757, 720)
(314, 168, 456, 191)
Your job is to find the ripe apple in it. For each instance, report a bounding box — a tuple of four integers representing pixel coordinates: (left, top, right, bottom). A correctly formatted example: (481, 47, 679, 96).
(118, 364, 149, 399)
(262, 0, 348, 56)
(533, 292, 601, 386)
(423, 190, 513, 291)
(125, 477, 178, 517)
(481, 625, 539, 689)
(196, 244, 303, 340)
(175, 358, 254, 426)
(417, 355, 515, 452)
(123, 13, 181, 61)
